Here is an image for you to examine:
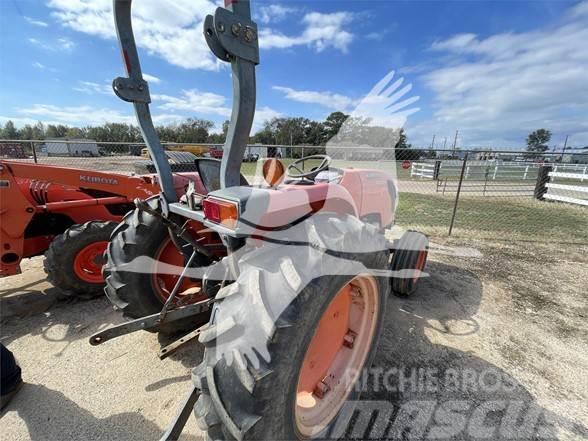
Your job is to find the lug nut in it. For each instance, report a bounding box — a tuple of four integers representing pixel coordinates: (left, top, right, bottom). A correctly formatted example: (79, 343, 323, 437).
(217, 22, 225, 32)
(313, 380, 330, 399)
(343, 330, 357, 349)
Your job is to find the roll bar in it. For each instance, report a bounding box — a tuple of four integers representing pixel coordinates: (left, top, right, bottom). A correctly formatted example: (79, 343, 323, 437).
(204, 0, 259, 188)
(112, 0, 259, 199)
(112, 0, 176, 202)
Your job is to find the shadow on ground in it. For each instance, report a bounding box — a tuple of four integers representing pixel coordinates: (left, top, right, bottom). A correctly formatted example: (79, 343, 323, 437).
(0, 279, 205, 369)
(353, 261, 588, 440)
(1, 383, 200, 441)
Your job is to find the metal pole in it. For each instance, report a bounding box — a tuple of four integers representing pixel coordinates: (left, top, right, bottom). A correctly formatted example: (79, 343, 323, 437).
(483, 166, 488, 196)
(561, 135, 568, 161)
(31, 141, 38, 163)
(448, 152, 468, 236)
(452, 130, 459, 155)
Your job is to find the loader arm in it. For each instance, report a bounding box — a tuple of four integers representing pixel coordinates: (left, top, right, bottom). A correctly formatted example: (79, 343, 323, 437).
(0, 160, 161, 199)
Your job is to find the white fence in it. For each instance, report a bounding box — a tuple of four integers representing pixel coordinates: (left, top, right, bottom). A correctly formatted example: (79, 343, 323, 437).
(544, 171, 588, 207)
(411, 161, 588, 182)
(410, 162, 436, 178)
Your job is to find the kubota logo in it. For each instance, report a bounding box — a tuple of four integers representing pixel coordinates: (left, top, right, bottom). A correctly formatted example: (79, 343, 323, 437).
(80, 175, 119, 185)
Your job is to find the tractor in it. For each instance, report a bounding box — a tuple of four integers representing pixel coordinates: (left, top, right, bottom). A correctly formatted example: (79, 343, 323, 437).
(0, 160, 209, 300)
(91, 0, 429, 439)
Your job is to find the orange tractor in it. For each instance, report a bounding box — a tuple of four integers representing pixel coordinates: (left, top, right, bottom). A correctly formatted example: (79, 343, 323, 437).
(0, 160, 209, 299)
(89, 0, 430, 439)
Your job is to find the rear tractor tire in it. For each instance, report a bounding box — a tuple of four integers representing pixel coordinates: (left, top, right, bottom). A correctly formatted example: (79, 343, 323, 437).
(390, 230, 429, 296)
(103, 197, 211, 333)
(44, 221, 117, 299)
(193, 215, 389, 440)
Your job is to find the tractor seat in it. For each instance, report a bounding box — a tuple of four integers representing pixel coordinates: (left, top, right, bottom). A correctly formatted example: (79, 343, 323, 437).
(195, 158, 249, 193)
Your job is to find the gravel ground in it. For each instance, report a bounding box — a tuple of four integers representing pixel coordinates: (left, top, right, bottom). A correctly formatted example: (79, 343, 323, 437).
(1, 238, 587, 440)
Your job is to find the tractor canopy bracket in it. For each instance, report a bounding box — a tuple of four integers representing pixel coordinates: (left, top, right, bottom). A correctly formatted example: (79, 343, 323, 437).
(204, 7, 260, 65)
(112, 76, 150, 103)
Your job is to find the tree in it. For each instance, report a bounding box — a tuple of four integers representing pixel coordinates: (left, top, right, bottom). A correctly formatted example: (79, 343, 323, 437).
(1, 120, 18, 139)
(526, 129, 551, 155)
(45, 124, 69, 139)
(394, 129, 420, 160)
(31, 122, 45, 140)
(394, 129, 410, 149)
(19, 124, 34, 140)
(323, 111, 349, 141)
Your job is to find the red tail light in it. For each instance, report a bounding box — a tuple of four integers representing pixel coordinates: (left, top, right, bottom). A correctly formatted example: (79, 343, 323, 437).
(203, 197, 239, 229)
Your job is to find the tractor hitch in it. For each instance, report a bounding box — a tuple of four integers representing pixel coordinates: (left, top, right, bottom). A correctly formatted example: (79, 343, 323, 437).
(89, 299, 212, 346)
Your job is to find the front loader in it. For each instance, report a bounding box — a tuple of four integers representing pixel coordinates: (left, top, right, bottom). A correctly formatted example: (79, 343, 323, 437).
(92, 0, 429, 439)
(0, 160, 214, 301)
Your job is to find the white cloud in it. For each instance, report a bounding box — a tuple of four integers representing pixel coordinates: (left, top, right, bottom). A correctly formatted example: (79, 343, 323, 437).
(18, 104, 135, 125)
(47, 0, 219, 70)
(28, 37, 75, 52)
(253, 106, 283, 130)
(14, 103, 186, 127)
(74, 81, 112, 95)
(153, 89, 281, 131)
(32, 62, 46, 69)
(257, 4, 296, 24)
(408, 1, 588, 147)
(273, 86, 354, 110)
(143, 73, 161, 84)
(154, 89, 231, 117)
(0, 116, 60, 127)
(261, 11, 354, 53)
(25, 16, 49, 27)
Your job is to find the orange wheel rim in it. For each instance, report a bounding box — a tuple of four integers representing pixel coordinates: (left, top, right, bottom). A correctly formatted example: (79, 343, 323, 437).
(73, 241, 108, 284)
(413, 250, 428, 283)
(295, 275, 380, 437)
(152, 239, 205, 305)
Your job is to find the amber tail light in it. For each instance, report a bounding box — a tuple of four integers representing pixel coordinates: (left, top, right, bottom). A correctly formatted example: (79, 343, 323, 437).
(202, 197, 239, 229)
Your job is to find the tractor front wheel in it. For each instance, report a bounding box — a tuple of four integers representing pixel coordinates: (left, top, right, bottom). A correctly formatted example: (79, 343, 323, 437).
(390, 231, 429, 296)
(193, 215, 389, 440)
(103, 197, 211, 333)
(44, 221, 117, 299)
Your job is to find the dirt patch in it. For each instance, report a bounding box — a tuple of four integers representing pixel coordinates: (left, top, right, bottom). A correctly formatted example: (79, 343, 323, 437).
(1, 238, 587, 440)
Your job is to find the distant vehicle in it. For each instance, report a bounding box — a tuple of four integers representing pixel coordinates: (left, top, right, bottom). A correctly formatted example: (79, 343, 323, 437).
(141, 144, 209, 158)
(45, 139, 102, 157)
(128, 144, 143, 156)
(248, 145, 283, 159)
(244, 152, 259, 162)
(209, 146, 223, 159)
(208, 145, 283, 161)
(0, 144, 27, 159)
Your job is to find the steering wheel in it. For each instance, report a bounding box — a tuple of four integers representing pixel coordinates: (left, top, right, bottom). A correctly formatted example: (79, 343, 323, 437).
(287, 155, 332, 180)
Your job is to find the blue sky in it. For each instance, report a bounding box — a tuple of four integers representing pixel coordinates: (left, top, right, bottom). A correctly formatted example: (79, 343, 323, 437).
(1, 0, 587, 149)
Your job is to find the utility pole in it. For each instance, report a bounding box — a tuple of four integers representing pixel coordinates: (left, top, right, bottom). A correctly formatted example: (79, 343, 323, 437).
(561, 135, 569, 161)
(452, 130, 459, 155)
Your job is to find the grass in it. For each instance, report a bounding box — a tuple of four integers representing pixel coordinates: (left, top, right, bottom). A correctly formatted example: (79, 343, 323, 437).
(239, 158, 587, 243)
(396, 192, 588, 243)
(240, 158, 414, 179)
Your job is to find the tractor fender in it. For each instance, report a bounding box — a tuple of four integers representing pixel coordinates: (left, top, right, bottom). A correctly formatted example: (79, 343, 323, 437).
(207, 183, 359, 234)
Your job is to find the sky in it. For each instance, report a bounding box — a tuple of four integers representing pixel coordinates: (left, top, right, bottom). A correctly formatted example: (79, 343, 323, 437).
(0, 0, 587, 149)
